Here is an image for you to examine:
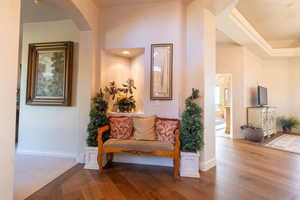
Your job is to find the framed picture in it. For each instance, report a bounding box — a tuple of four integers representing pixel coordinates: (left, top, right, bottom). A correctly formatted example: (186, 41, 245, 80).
(26, 41, 74, 106)
(150, 43, 173, 100)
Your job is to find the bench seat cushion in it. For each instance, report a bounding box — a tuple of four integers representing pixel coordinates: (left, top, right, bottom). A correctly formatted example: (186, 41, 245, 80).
(104, 139, 174, 152)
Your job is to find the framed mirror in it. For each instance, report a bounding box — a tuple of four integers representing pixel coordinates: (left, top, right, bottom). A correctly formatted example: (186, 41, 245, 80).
(150, 43, 173, 100)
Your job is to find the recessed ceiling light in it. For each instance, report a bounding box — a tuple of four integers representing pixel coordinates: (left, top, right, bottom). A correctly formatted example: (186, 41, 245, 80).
(34, 0, 43, 5)
(122, 50, 130, 55)
(287, 0, 296, 8)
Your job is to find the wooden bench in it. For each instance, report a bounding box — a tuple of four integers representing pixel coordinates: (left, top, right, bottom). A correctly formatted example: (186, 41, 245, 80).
(97, 118, 181, 178)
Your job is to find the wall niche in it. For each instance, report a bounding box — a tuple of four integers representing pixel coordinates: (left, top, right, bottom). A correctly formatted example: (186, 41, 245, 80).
(101, 48, 145, 114)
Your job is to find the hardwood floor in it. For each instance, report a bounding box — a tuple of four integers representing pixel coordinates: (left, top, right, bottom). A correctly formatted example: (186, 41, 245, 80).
(26, 137, 300, 200)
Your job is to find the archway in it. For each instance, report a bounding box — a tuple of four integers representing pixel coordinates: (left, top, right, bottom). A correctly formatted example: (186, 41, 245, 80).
(0, 0, 101, 199)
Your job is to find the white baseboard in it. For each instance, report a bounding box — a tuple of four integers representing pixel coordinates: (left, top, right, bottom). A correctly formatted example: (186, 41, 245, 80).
(199, 158, 216, 171)
(76, 152, 85, 163)
(113, 153, 173, 167)
(17, 149, 77, 159)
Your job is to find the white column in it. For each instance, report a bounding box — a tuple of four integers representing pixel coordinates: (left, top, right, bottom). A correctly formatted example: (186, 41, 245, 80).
(185, 0, 216, 171)
(0, 0, 21, 199)
(77, 31, 93, 162)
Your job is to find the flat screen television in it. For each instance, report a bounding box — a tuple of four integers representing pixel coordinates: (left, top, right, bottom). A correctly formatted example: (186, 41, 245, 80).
(258, 86, 268, 106)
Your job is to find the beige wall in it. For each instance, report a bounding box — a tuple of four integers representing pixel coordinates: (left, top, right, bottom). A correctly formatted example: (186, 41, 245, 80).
(131, 54, 145, 113)
(185, 2, 216, 170)
(218, 44, 300, 135)
(243, 48, 263, 107)
(101, 52, 132, 87)
(102, 0, 217, 170)
(0, 1, 21, 199)
(101, 52, 145, 113)
(103, 0, 184, 118)
(217, 45, 245, 138)
(70, 0, 102, 94)
(262, 59, 290, 116)
(288, 58, 300, 132)
(0, 1, 100, 198)
(18, 20, 82, 157)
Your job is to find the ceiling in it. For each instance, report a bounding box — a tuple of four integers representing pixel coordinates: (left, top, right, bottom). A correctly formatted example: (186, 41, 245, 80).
(93, 0, 181, 8)
(216, 30, 239, 45)
(237, 0, 300, 44)
(22, 0, 70, 23)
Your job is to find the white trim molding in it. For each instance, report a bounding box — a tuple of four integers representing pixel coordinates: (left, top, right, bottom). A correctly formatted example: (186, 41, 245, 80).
(217, 8, 300, 58)
(199, 158, 216, 171)
(16, 149, 77, 159)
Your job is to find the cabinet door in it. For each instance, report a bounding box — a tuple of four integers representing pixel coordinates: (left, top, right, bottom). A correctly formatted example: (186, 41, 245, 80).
(267, 108, 277, 135)
(248, 109, 261, 128)
(262, 109, 268, 131)
(248, 108, 266, 128)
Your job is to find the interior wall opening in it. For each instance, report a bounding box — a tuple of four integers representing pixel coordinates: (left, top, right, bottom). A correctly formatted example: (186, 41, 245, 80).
(215, 73, 232, 138)
(14, 0, 92, 199)
(101, 48, 145, 114)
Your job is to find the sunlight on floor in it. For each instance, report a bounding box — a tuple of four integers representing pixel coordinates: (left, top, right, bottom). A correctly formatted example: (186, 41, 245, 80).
(14, 154, 76, 200)
(216, 118, 230, 137)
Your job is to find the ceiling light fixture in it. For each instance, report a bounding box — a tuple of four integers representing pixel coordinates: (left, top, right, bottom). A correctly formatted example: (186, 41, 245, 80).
(34, 0, 44, 5)
(287, 0, 296, 8)
(122, 50, 130, 55)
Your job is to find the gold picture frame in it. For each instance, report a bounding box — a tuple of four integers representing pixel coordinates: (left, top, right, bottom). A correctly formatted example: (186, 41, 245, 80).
(150, 43, 173, 100)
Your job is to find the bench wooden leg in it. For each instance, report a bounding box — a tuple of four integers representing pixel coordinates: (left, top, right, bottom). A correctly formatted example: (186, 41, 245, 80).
(106, 152, 114, 167)
(97, 149, 104, 174)
(173, 155, 180, 179)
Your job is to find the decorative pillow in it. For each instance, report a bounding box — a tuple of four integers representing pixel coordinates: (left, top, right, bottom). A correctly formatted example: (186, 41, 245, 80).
(133, 116, 156, 141)
(155, 118, 179, 145)
(109, 117, 133, 139)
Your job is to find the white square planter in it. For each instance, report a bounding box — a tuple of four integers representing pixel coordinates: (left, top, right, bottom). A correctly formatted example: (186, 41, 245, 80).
(84, 147, 99, 170)
(180, 152, 200, 178)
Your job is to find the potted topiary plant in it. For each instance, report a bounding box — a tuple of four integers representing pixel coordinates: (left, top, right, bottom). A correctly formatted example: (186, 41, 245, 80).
(85, 89, 109, 169)
(115, 79, 136, 112)
(180, 88, 204, 178)
(278, 116, 299, 133)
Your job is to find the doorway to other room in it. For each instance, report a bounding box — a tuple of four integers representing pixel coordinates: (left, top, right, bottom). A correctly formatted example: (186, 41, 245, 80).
(215, 74, 232, 138)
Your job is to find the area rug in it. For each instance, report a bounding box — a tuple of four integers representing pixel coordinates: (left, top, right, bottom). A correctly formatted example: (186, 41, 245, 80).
(265, 134, 300, 154)
(14, 154, 76, 200)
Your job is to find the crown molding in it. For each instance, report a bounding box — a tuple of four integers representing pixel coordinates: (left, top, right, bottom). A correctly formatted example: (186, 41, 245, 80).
(217, 8, 300, 57)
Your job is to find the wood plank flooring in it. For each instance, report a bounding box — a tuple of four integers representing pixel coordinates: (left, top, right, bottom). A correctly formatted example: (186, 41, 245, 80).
(25, 137, 300, 200)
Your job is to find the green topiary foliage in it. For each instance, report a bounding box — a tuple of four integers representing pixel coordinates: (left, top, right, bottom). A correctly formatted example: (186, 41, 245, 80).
(180, 88, 204, 152)
(86, 89, 109, 147)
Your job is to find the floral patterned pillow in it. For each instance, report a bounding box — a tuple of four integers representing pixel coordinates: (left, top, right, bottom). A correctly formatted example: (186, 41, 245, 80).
(109, 117, 133, 139)
(155, 118, 179, 145)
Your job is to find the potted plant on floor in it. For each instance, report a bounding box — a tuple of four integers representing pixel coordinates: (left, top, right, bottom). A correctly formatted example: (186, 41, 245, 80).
(85, 89, 109, 169)
(180, 88, 204, 178)
(278, 116, 299, 133)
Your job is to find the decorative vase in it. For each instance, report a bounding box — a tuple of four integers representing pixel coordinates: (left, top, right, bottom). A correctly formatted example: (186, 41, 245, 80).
(119, 105, 131, 113)
(242, 127, 264, 142)
(180, 152, 200, 178)
(283, 126, 291, 133)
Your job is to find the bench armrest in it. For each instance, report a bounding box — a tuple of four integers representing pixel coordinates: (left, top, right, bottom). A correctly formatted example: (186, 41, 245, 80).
(174, 128, 180, 153)
(98, 125, 110, 147)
